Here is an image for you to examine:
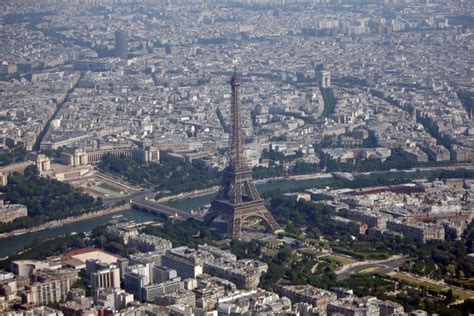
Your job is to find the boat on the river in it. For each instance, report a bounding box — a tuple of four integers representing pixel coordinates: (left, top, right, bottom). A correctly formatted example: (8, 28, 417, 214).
(48, 223, 63, 228)
(332, 172, 355, 181)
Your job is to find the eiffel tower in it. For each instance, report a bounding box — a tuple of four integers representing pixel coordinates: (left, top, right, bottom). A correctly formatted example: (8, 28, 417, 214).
(202, 69, 282, 239)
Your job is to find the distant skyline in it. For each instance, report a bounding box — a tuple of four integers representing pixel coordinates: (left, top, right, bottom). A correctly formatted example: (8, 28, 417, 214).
(0, 0, 473, 315)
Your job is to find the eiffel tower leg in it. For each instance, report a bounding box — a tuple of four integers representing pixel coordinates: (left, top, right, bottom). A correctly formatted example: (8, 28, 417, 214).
(257, 206, 283, 234)
(202, 210, 219, 226)
(228, 216, 242, 240)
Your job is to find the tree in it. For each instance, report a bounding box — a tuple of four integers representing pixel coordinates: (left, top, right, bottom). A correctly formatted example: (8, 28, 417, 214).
(98, 154, 221, 194)
(106, 242, 125, 255)
(276, 247, 292, 264)
(0, 169, 101, 233)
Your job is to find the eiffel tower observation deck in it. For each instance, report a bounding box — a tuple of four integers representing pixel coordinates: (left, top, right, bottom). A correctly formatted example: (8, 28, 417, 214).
(202, 69, 283, 239)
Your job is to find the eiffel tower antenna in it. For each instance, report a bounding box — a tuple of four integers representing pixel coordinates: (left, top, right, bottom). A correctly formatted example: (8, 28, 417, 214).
(203, 70, 282, 239)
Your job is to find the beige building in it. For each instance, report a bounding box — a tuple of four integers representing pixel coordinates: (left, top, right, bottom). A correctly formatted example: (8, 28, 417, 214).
(0, 161, 34, 186)
(60, 146, 159, 167)
(451, 145, 474, 162)
(11, 260, 61, 278)
(343, 208, 390, 229)
(0, 154, 51, 186)
(23, 278, 71, 305)
(281, 285, 337, 310)
(387, 220, 445, 242)
(327, 297, 380, 316)
(90, 266, 120, 292)
(0, 200, 27, 223)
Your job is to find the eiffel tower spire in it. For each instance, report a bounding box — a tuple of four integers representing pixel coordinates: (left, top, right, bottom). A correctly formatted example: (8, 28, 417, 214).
(229, 67, 245, 174)
(203, 70, 282, 239)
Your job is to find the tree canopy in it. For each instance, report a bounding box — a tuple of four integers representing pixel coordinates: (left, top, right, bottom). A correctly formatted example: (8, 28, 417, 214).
(0, 166, 102, 233)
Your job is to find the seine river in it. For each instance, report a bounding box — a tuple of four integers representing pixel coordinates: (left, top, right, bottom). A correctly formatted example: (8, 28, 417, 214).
(0, 169, 449, 258)
(0, 176, 337, 258)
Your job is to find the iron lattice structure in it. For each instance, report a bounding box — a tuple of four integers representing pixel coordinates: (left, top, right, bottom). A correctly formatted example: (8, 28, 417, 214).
(202, 70, 282, 239)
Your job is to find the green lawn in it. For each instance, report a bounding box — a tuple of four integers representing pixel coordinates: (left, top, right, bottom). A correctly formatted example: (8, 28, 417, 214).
(392, 273, 473, 300)
(305, 238, 320, 244)
(323, 254, 357, 266)
(357, 266, 384, 275)
(332, 245, 390, 260)
(450, 278, 474, 290)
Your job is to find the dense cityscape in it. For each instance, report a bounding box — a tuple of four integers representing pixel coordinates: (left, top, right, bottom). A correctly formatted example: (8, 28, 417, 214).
(0, 0, 473, 315)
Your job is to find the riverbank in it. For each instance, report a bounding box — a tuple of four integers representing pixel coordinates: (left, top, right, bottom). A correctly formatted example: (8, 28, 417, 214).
(0, 207, 158, 259)
(0, 204, 130, 240)
(159, 164, 474, 204)
(2, 165, 473, 242)
(157, 186, 220, 203)
(0, 166, 473, 258)
(156, 173, 332, 203)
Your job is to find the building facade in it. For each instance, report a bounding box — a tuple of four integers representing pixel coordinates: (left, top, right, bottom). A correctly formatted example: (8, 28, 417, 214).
(60, 146, 159, 167)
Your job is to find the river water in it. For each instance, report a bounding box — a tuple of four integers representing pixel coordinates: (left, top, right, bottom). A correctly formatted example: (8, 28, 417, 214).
(165, 176, 336, 211)
(0, 177, 337, 258)
(0, 170, 440, 258)
(0, 209, 159, 258)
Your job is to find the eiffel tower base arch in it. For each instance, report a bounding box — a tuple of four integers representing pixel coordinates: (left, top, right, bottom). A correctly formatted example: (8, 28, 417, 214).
(202, 199, 282, 240)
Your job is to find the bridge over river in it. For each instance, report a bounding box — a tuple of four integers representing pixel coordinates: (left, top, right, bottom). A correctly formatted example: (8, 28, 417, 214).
(131, 196, 195, 220)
